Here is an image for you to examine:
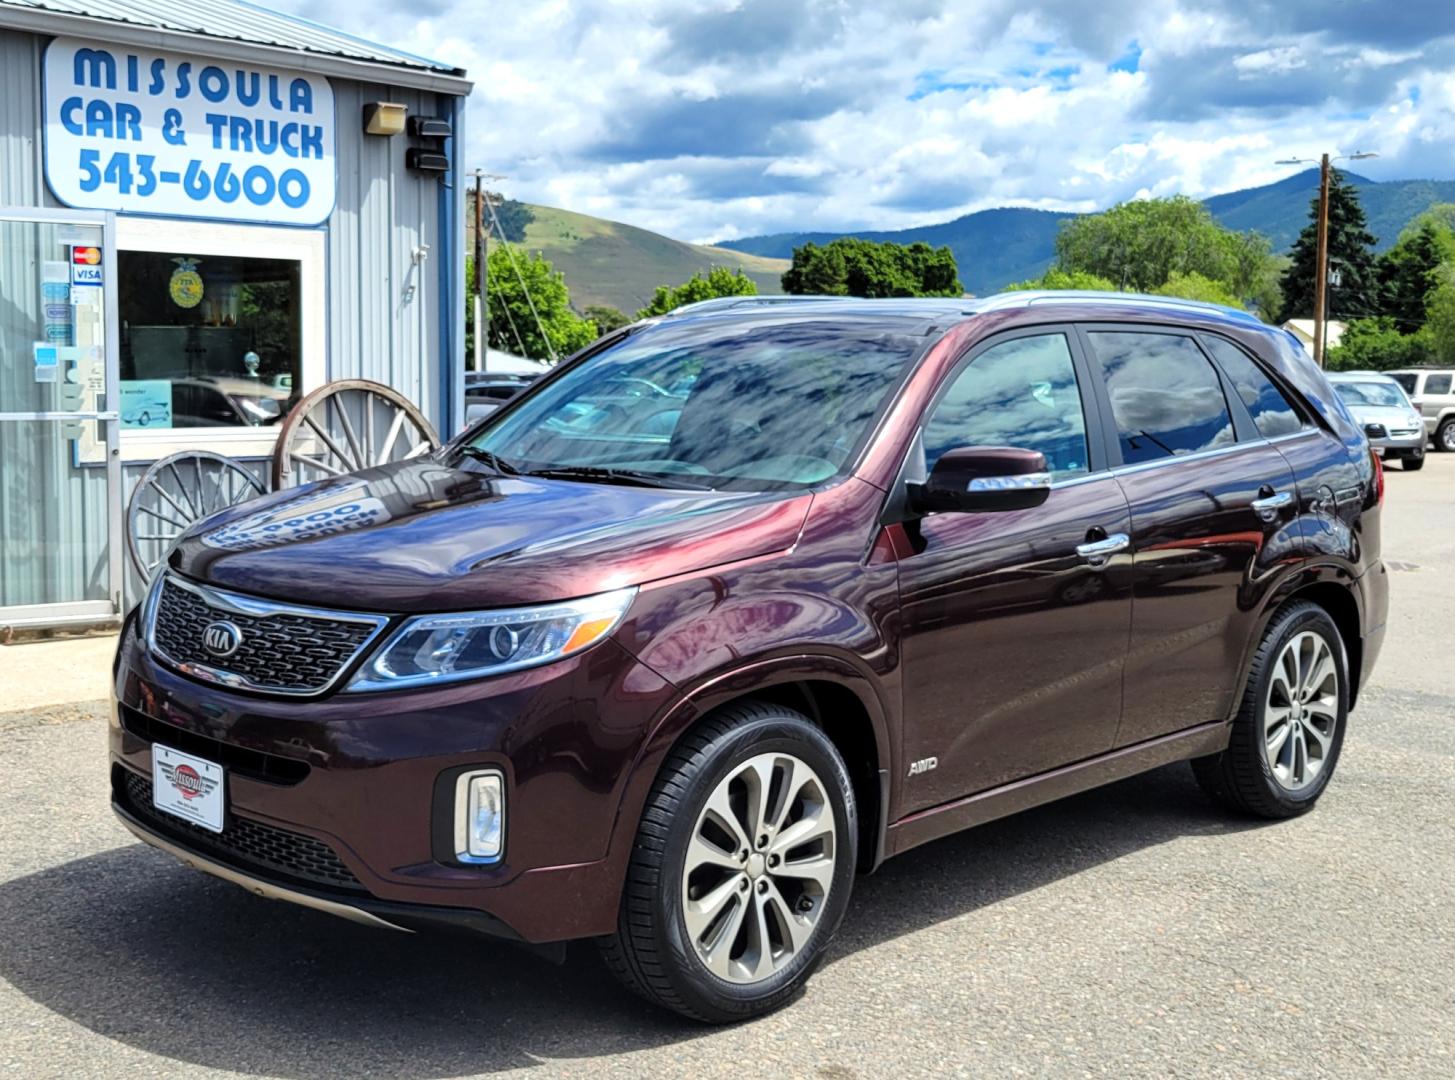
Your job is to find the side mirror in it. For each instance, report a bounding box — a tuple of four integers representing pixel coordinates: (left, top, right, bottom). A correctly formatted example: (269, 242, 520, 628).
(910, 446, 1051, 514)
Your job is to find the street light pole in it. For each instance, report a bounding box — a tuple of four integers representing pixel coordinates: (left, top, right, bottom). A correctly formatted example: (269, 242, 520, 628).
(1275, 150, 1378, 368)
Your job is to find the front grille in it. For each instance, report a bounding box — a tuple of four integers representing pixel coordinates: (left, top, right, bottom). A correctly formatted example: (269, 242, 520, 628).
(150, 576, 386, 695)
(119, 769, 365, 893)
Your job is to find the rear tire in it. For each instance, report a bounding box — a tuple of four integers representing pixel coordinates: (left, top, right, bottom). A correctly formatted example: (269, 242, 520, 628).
(600, 701, 857, 1023)
(1193, 601, 1348, 818)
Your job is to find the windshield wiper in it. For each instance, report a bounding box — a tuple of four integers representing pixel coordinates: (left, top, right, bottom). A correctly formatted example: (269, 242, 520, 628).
(456, 446, 521, 475)
(522, 465, 712, 490)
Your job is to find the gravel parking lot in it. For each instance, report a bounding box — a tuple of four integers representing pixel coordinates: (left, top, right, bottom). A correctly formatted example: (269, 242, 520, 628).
(2, 455, 1452, 1079)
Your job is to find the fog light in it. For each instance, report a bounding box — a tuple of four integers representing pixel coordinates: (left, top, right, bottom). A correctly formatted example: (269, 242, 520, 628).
(454, 771, 504, 863)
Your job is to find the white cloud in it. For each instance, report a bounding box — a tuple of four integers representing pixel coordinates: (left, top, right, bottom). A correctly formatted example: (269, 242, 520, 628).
(264, 0, 1455, 242)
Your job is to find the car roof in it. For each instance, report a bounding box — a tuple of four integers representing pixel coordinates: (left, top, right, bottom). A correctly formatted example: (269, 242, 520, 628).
(1326, 371, 1400, 381)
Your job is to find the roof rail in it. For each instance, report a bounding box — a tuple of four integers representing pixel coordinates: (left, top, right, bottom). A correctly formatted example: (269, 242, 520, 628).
(978, 290, 1265, 324)
(665, 295, 852, 316)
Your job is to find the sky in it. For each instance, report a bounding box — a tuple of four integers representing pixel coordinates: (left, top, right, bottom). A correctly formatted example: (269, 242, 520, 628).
(270, 0, 1455, 244)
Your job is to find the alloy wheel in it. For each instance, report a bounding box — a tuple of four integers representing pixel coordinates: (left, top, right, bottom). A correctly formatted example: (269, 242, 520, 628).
(1442, 423, 1455, 451)
(681, 752, 837, 984)
(1264, 631, 1339, 792)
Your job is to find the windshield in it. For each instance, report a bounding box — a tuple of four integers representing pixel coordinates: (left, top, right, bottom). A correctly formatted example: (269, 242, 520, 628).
(1334, 381, 1410, 409)
(463, 318, 924, 490)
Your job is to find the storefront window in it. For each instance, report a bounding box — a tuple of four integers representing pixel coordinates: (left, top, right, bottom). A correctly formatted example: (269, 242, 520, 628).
(118, 251, 301, 429)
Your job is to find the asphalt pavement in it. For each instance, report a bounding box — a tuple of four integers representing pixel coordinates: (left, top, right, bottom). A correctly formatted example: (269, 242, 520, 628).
(2, 454, 1452, 1079)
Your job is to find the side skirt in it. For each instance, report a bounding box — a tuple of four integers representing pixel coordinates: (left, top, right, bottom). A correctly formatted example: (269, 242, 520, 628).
(884, 720, 1230, 859)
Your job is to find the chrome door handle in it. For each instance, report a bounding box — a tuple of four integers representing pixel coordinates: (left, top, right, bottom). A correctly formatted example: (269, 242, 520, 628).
(1076, 532, 1130, 567)
(1251, 491, 1294, 521)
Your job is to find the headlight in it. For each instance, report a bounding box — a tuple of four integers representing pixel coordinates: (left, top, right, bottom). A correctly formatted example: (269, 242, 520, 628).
(348, 586, 637, 691)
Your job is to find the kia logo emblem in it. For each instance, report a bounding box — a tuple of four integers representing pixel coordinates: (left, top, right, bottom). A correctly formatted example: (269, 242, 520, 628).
(202, 621, 243, 658)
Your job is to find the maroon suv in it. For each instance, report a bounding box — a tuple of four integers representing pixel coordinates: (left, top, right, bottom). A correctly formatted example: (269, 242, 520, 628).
(112, 294, 1387, 1022)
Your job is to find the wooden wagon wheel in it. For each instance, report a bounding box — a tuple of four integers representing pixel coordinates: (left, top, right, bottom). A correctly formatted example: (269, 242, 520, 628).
(271, 379, 440, 490)
(126, 450, 267, 582)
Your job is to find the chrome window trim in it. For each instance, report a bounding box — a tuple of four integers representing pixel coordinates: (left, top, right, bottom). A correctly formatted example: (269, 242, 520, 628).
(145, 573, 391, 697)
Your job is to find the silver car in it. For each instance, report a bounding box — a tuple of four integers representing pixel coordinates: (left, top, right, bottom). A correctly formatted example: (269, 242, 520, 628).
(1328, 371, 1427, 471)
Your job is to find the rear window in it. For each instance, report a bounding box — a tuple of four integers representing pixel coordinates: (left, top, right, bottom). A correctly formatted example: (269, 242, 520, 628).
(1388, 372, 1418, 394)
(1202, 336, 1302, 438)
(1085, 331, 1234, 464)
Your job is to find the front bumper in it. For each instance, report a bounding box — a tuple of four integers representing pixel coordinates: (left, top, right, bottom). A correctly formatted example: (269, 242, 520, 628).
(1366, 429, 1426, 455)
(111, 620, 678, 943)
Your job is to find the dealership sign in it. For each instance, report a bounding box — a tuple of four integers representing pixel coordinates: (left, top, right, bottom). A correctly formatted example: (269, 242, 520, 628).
(43, 37, 335, 226)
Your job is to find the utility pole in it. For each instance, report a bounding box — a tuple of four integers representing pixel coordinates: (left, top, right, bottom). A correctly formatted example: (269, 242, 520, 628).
(1276, 150, 1378, 369)
(1312, 154, 1330, 368)
(472, 169, 485, 372)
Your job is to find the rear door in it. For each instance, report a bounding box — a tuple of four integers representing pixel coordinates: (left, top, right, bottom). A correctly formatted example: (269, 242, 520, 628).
(1077, 325, 1300, 748)
(897, 327, 1133, 813)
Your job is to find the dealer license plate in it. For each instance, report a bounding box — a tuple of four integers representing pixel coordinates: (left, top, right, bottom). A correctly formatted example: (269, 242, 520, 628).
(151, 744, 225, 833)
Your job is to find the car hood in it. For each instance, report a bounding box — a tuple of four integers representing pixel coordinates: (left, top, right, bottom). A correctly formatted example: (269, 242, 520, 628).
(170, 459, 812, 612)
(1344, 403, 1423, 429)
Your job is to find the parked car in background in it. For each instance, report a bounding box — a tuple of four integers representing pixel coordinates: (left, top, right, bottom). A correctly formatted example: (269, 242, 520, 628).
(171, 377, 292, 428)
(1328, 371, 1427, 470)
(113, 293, 1386, 1023)
(1386, 366, 1455, 451)
(464, 372, 538, 424)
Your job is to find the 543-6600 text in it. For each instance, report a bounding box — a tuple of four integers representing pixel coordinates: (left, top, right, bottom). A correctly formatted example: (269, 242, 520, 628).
(76, 150, 310, 209)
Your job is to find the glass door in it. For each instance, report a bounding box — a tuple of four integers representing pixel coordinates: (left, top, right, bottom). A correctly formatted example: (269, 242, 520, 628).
(0, 209, 121, 629)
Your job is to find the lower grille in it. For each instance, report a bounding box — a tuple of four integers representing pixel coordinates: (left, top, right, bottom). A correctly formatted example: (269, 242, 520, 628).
(119, 769, 365, 893)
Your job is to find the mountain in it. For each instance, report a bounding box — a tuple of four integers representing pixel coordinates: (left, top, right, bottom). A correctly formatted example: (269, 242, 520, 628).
(719, 170, 1455, 296)
(513, 204, 788, 315)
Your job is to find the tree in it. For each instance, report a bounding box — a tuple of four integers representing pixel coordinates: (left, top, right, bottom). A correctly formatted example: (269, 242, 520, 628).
(472, 191, 534, 243)
(1054, 196, 1261, 294)
(1278, 169, 1380, 323)
(1378, 220, 1450, 333)
(1326, 317, 1430, 371)
(1004, 267, 1117, 291)
(485, 245, 596, 361)
(584, 304, 631, 335)
(781, 238, 962, 298)
(637, 266, 758, 318)
(1424, 270, 1455, 362)
(1154, 271, 1245, 308)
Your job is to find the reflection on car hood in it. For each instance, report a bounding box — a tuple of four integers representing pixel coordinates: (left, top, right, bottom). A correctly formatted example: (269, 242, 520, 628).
(170, 459, 812, 612)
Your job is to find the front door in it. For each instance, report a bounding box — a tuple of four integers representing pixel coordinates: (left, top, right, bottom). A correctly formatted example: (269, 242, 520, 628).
(897, 329, 1133, 815)
(1078, 326, 1300, 746)
(0, 209, 121, 628)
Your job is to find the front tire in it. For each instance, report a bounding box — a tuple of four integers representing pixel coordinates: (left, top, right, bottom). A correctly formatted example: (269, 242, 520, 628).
(1193, 601, 1348, 818)
(1403, 451, 1425, 471)
(600, 701, 857, 1023)
(1437, 418, 1455, 452)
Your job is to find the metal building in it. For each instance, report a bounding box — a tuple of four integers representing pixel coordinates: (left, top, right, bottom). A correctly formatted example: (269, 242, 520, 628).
(0, 0, 471, 631)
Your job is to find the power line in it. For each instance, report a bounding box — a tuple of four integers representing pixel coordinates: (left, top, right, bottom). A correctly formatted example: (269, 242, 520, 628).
(482, 193, 559, 363)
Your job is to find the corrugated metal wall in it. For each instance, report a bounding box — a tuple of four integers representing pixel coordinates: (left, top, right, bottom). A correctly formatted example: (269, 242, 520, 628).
(0, 25, 456, 617)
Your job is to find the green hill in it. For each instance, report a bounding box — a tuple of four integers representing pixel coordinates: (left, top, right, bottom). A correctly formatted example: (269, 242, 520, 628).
(720, 170, 1455, 296)
(514, 204, 788, 316)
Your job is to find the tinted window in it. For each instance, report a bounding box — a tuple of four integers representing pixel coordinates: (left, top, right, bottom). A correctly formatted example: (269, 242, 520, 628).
(1087, 331, 1234, 465)
(924, 334, 1088, 477)
(1425, 373, 1453, 395)
(1389, 372, 1418, 394)
(471, 319, 921, 490)
(1202, 336, 1302, 437)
